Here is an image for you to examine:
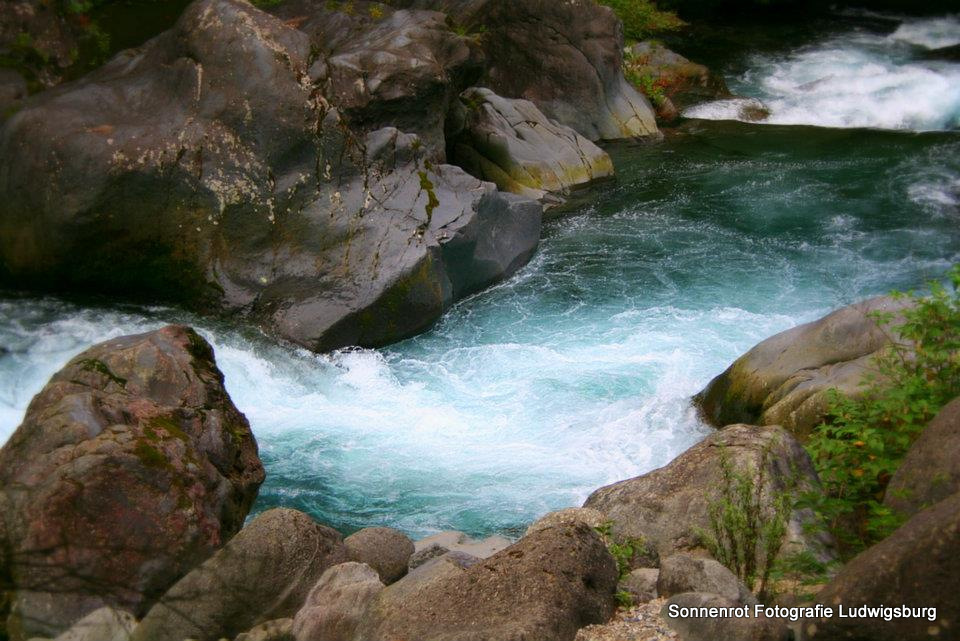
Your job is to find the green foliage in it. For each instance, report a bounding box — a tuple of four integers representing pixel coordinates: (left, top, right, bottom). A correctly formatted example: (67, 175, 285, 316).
(696, 443, 793, 598)
(805, 265, 960, 556)
(615, 590, 635, 608)
(624, 66, 667, 106)
(597, 0, 684, 42)
(594, 520, 654, 609)
(768, 549, 835, 602)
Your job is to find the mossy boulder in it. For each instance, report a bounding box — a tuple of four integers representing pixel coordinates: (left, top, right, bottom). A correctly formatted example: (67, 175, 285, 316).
(450, 87, 614, 207)
(0, 325, 264, 640)
(695, 296, 912, 439)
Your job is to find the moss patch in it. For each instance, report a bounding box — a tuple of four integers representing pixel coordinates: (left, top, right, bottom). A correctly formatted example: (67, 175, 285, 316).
(76, 358, 127, 387)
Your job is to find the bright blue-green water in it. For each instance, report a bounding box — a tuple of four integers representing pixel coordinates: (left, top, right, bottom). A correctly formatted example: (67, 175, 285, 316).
(1, 15, 958, 539)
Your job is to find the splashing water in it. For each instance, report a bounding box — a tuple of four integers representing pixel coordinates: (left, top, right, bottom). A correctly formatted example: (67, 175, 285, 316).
(685, 14, 960, 131)
(2, 119, 957, 538)
(2, 18, 960, 539)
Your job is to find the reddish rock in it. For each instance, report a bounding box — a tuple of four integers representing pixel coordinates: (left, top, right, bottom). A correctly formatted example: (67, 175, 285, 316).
(0, 325, 264, 639)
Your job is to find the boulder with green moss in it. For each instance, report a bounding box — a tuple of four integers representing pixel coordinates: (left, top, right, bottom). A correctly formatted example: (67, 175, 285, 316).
(0, 325, 264, 640)
(450, 88, 615, 207)
(694, 296, 912, 438)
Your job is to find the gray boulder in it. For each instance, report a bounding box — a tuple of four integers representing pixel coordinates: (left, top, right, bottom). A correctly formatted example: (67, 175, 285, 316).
(618, 568, 659, 604)
(0, 0, 542, 353)
(450, 87, 614, 206)
(657, 554, 755, 605)
(49, 607, 136, 641)
(292, 563, 384, 641)
(0, 326, 263, 640)
(0, 69, 27, 120)
(885, 397, 960, 518)
(234, 619, 294, 641)
(663, 592, 789, 641)
(355, 522, 618, 641)
(585, 424, 833, 563)
(271, 1, 483, 157)
(131, 508, 348, 641)
(343, 527, 414, 585)
(388, 0, 658, 141)
(804, 491, 960, 641)
(525, 507, 608, 537)
(408, 530, 511, 570)
(695, 296, 912, 438)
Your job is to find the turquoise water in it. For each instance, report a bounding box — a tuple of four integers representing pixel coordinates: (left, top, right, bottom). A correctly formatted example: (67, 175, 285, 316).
(1, 15, 958, 539)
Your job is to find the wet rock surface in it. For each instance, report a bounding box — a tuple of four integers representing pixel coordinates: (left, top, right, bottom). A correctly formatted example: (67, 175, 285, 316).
(0, 325, 263, 640)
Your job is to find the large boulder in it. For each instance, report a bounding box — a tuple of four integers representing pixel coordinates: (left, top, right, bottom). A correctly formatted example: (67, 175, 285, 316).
(351, 522, 617, 641)
(271, 0, 484, 157)
(131, 508, 348, 641)
(450, 87, 614, 206)
(0, 326, 263, 640)
(885, 397, 960, 519)
(343, 527, 414, 585)
(695, 296, 911, 438)
(804, 491, 960, 641)
(584, 424, 833, 563)
(0, 0, 542, 353)
(387, 0, 659, 141)
(292, 563, 385, 641)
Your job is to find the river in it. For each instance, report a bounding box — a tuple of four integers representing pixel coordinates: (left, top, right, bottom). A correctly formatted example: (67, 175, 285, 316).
(1, 11, 957, 539)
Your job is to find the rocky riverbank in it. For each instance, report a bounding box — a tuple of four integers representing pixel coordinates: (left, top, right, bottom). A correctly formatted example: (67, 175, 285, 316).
(3, 292, 956, 641)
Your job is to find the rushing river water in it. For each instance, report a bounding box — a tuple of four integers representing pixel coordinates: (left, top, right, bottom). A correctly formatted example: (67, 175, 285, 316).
(1, 12, 958, 539)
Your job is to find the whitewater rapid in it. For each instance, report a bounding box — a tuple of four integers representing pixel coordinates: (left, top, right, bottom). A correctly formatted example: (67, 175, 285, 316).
(2, 15, 959, 539)
(685, 14, 960, 131)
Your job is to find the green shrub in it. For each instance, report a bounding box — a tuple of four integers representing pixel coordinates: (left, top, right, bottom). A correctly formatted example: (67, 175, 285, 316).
(696, 443, 793, 598)
(805, 265, 960, 556)
(597, 0, 685, 42)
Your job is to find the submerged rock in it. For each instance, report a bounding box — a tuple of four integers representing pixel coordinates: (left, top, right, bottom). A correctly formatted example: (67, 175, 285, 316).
(884, 397, 960, 519)
(450, 87, 614, 206)
(584, 424, 833, 563)
(0, 0, 541, 353)
(0, 326, 263, 640)
(694, 296, 911, 438)
(132, 508, 347, 641)
(804, 491, 960, 641)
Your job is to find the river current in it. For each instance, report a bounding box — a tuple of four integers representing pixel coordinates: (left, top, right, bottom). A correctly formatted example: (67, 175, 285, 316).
(1, 12, 958, 539)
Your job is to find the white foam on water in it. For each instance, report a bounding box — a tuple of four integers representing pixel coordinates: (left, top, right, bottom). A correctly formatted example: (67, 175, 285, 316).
(685, 15, 960, 131)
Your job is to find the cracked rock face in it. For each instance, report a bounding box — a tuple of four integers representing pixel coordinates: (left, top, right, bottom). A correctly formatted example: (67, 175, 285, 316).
(388, 0, 659, 141)
(451, 87, 614, 206)
(0, 325, 264, 640)
(0, 0, 541, 352)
